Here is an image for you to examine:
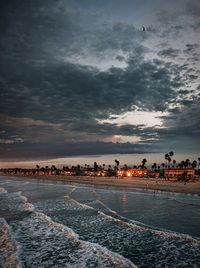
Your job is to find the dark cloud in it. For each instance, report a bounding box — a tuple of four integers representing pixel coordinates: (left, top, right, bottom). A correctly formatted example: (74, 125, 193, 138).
(0, 55, 182, 123)
(184, 44, 199, 54)
(158, 48, 180, 58)
(0, 141, 153, 161)
(186, 0, 200, 17)
(158, 95, 200, 144)
(0, 0, 199, 160)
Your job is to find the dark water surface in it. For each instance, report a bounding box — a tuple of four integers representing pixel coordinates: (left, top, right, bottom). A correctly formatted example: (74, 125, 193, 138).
(0, 176, 200, 268)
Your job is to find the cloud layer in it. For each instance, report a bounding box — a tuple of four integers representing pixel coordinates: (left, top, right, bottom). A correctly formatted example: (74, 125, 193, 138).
(0, 0, 200, 160)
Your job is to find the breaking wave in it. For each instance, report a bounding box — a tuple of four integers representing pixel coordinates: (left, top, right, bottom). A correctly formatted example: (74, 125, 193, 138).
(0, 188, 136, 268)
(0, 218, 21, 268)
(1, 184, 200, 268)
(34, 192, 200, 267)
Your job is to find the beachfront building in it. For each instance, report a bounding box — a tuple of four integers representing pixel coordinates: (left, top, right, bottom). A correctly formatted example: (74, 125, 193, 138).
(117, 168, 148, 177)
(147, 170, 160, 178)
(164, 168, 195, 178)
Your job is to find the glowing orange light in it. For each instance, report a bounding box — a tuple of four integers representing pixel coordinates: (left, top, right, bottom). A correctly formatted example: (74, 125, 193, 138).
(117, 171, 123, 176)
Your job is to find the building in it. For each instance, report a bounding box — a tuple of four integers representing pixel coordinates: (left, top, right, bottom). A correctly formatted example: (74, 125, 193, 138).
(117, 168, 148, 177)
(164, 168, 195, 178)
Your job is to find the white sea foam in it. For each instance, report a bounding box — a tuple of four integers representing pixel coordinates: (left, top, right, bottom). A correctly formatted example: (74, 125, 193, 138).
(58, 195, 200, 267)
(0, 187, 7, 193)
(68, 186, 77, 196)
(36, 193, 200, 266)
(0, 191, 34, 214)
(9, 211, 136, 268)
(0, 190, 136, 268)
(98, 207, 200, 245)
(0, 218, 21, 268)
(52, 190, 200, 248)
(1, 181, 200, 268)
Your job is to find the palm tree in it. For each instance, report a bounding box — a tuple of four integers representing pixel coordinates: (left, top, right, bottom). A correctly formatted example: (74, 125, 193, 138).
(186, 159, 190, 167)
(36, 165, 40, 174)
(168, 157, 172, 167)
(165, 151, 174, 168)
(114, 160, 120, 169)
(94, 162, 98, 171)
(165, 153, 169, 166)
(192, 160, 197, 168)
(152, 162, 157, 171)
(180, 160, 185, 168)
(124, 164, 128, 170)
(45, 166, 49, 174)
(198, 157, 200, 170)
(141, 158, 147, 168)
(183, 159, 190, 168)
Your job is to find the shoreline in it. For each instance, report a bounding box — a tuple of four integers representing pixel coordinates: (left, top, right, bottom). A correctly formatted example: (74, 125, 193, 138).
(2, 175, 200, 195)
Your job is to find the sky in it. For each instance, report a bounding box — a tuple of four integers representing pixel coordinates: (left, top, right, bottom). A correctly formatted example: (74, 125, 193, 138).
(0, 0, 200, 163)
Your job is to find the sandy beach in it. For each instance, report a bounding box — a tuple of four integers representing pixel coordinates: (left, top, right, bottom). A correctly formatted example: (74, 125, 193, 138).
(4, 175, 200, 195)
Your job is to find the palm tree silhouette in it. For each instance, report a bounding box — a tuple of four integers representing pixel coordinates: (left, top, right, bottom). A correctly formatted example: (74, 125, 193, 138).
(165, 151, 174, 167)
(198, 158, 200, 171)
(192, 160, 197, 168)
(172, 159, 176, 167)
(36, 165, 40, 174)
(152, 162, 157, 170)
(114, 160, 120, 169)
(94, 162, 98, 171)
(165, 153, 169, 166)
(124, 164, 128, 170)
(141, 158, 147, 168)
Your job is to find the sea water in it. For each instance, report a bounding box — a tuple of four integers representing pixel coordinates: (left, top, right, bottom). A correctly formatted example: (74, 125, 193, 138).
(0, 176, 200, 267)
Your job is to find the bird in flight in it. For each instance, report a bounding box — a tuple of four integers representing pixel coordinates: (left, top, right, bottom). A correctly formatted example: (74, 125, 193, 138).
(142, 26, 146, 31)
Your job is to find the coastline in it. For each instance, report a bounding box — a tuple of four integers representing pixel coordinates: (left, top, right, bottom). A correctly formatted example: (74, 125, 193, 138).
(2, 175, 200, 195)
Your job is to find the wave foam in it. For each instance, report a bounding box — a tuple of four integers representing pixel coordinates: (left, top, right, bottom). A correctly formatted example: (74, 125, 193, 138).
(0, 218, 21, 268)
(0, 187, 7, 193)
(0, 190, 136, 268)
(35, 194, 200, 267)
(0, 191, 34, 217)
(1, 183, 200, 268)
(9, 211, 136, 268)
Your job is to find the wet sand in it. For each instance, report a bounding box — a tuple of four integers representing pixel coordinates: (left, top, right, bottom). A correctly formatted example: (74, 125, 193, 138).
(3, 175, 200, 195)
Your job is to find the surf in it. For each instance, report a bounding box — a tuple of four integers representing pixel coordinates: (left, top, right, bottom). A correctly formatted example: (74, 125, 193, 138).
(0, 188, 136, 268)
(1, 179, 200, 267)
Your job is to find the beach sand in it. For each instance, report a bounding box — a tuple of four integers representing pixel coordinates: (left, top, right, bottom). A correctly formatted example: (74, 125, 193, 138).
(5, 175, 200, 195)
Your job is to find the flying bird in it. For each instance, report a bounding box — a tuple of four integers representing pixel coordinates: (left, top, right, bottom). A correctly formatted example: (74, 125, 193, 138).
(142, 26, 146, 31)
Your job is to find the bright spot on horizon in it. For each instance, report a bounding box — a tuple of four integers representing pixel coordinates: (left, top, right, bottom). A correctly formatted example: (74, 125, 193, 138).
(103, 135, 142, 143)
(99, 110, 168, 128)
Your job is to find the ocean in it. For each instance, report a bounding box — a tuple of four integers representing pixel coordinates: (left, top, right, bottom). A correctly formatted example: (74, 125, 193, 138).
(0, 176, 200, 267)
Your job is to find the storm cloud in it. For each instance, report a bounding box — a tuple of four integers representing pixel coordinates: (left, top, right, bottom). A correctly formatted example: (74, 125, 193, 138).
(0, 0, 200, 160)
